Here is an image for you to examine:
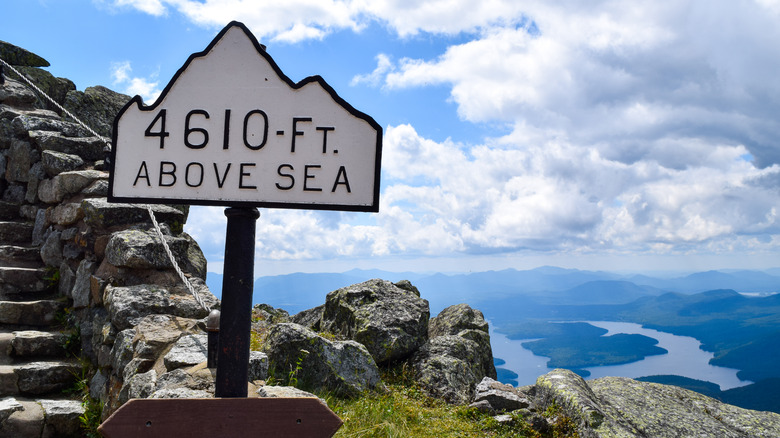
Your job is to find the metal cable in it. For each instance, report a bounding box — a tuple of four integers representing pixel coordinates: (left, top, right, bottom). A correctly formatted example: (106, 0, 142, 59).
(1, 55, 210, 311)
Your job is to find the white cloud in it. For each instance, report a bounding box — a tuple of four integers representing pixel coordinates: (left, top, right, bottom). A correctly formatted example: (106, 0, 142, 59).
(350, 54, 393, 87)
(377, 1, 780, 168)
(125, 0, 780, 266)
(110, 61, 162, 103)
(106, 0, 168, 16)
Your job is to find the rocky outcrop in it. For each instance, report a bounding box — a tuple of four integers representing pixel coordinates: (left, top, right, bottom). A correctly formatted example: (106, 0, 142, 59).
(0, 41, 221, 436)
(265, 322, 382, 398)
(288, 281, 496, 403)
(318, 279, 429, 365)
(476, 369, 780, 438)
(409, 303, 496, 404)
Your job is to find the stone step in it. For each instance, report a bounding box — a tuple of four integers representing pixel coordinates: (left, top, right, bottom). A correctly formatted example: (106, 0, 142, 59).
(0, 201, 20, 221)
(0, 331, 12, 365)
(0, 359, 80, 397)
(0, 299, 65, 326)
(0, 267, 49, 296)
(5, 330, 70, 359)
(0, 244, 42, 267)
(0, 221, 33, 244)
(0, 397, 84, 438)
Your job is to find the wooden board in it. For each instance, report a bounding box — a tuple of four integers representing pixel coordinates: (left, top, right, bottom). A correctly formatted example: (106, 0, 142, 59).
(98, 397, 343, 438)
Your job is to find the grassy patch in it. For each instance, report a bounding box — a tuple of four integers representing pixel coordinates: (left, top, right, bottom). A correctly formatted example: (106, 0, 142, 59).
(319, 369, 542, 438)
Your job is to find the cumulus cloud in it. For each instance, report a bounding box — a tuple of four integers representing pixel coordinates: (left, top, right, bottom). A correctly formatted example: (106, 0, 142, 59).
(111, 61, 162, 103)
(123, 0, 780, 266)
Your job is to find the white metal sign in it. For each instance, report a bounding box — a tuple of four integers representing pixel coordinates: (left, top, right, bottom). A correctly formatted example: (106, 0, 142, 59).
(108, 21, 382, 212)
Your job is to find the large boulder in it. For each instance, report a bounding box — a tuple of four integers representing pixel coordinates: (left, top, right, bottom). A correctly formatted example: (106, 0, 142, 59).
(10, 66, 76, 113)
(265, 323, 381, 398)
(102, 281, 216, 331)
(0, 41, 50, 67)
(429, 303, 496, 379)
(470, 377, 531, 413)
(410, 303, 498, 405)
(410, 334, 488, 405)
(319, 279, 429, 364)
(532, 369, 780, 437)
(105, 228, 207, 280)
(63, 86, 130, 138)
(81, 198, 186, 231)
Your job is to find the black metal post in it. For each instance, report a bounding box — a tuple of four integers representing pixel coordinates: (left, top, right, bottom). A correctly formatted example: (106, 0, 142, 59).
(206, 309, 220, 369)
(215, 207, 259, 398)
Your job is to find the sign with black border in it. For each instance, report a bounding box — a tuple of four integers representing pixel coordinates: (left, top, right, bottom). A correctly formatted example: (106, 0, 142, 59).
(108, 21, 382, 212)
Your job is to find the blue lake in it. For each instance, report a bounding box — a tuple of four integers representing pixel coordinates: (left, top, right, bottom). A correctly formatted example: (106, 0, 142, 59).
(491, 320, 751, 390)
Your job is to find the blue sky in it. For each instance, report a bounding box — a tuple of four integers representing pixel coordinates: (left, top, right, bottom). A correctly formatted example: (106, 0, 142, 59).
(5, 0, 780, 276)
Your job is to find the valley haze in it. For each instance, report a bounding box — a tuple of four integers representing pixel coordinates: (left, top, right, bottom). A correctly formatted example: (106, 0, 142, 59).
(205, 266, 780, 414)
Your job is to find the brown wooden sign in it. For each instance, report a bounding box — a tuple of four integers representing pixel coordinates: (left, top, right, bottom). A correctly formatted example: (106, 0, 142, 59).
(98, 398, 343, 438)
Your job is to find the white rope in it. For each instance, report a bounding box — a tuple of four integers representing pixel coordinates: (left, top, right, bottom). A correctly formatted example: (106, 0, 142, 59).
(0, 58, 107, 141)
(1, 55, 210, 311)
(146, 205, 210, 311)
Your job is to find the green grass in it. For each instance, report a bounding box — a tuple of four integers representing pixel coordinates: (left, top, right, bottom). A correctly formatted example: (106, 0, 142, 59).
(323, 381, 537, 437)
(315, 369, 579, 438)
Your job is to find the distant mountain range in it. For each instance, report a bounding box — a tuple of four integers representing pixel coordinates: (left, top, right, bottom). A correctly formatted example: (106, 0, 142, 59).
(205, 266, 780, 315)
(204, 266, 780, 413)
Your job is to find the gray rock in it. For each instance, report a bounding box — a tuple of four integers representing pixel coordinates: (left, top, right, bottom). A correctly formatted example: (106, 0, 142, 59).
(31, 208, 48, 246)
(41, 150, 84, 176)
(119, 369, 157, 404)
(291, 305, 324, 330)
(319, 279, 429, 364)
(587, 374, 780, 437)
(25, 161, 44, 203)
(81, 198, 186, 231)
(103, 283, 215, 331)
(429, 303, 496, 380)
(411, 335, 486, 405)
(150, 387, 212, 399)
(0, 397, 23, 423)
(105, 228, 207, 279)
(110, 329, 136, 378)
(131, 314, 202, 360)
(40, 230, 62, 267)
(257, 385, 321, 400)
(429, 303, 489, 337)
(37, 169, 105, 204)
(9, 67, 76, 115)
(28, 130, 106, 161)
(39, 399, 84, 438)
(5, 139, 37, 183)
(63, 86, 130, 138)
(163, 334, 208, 370)
(470, 377, 530, 413)
(0, 400, 44, 438)
(122, 357, 154, 383)
(0, 41, 50, 67)
(265, 323, 382, 397)
(89, 369, 108, 401)
(12, 115, 88, 139)
(57, 261, 74, 298)
(249, 351, 269, 381)
(50, 203, 83, 225)
(15, 361, 79, 394)
(0, 79, 37, 109)
(10, 331, 67, 357)
(2, 184, 25, 204)
(71, 259, 96, 309)
(394, 279, 420, 296)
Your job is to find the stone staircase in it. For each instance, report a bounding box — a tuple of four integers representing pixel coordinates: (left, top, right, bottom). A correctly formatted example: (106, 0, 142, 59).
(0, 201, 84, 437)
